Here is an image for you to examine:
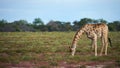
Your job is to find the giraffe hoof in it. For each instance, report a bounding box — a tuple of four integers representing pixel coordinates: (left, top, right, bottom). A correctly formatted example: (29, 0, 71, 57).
(95, 54, 97, 56)
(105, 54, 107, 56)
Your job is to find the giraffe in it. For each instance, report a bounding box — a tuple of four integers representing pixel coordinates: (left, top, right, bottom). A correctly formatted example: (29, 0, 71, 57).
(69, 23, 112, 56)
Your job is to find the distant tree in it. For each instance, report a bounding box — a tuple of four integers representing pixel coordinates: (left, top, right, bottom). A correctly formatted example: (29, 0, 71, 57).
(73, 18, 93, 30)
(13, 20, 28, 25)
(0, 19, 8, 23)
(98, 19, 107, 23)
(108, 23, 116, 31)
(33, 18, 44, 26)
(79, 18, 92, 25)
(0, 19, 8, 31)
(78, 18, 93, 27)
(114, 21, 120, 31)
(32, 18, 45, 31)
(12, 20, 35, 32)
(93, 19, 99, 23)
(47, 20, 62, 31)
(61, 21, 73, 31)
(1, 18, 120, 32)
(72, 20, 79, 31)
(12, 20, 28, 31)
(108, 21, 120, 31)
(0, 19, 8, 27)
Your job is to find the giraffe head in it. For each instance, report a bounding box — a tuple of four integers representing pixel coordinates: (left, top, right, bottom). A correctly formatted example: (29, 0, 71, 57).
(69, 45, 76, 56)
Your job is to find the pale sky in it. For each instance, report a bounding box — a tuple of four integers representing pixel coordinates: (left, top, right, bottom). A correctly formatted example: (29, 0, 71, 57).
(0, 0, 120, 23)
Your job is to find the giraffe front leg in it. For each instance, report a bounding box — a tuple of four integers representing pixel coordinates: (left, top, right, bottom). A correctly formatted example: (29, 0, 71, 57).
(94, 35, 97, 56)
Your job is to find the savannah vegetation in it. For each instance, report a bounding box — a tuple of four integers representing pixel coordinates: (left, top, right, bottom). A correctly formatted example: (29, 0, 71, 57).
(0, 18, 120, 67)
(0, 32, 120, 67)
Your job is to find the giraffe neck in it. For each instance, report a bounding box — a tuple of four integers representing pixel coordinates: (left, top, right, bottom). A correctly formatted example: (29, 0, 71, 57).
(71, 28, 85, 48)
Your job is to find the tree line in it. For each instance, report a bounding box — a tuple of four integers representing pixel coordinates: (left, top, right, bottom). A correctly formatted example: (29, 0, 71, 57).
(0, 18, 120, 32)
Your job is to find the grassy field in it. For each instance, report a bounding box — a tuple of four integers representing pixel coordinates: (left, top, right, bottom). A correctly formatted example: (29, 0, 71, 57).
(0, 32, 120, 68)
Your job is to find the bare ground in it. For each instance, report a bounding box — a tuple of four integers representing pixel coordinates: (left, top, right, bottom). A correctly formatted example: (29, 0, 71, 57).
(0, 61, 120, 68)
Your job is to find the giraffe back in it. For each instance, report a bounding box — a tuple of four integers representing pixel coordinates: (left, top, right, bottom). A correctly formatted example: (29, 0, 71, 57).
(83, 23, 108, 38)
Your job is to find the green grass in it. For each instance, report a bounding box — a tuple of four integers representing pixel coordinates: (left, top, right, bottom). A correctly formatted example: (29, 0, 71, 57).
(0, 32, 120, 67)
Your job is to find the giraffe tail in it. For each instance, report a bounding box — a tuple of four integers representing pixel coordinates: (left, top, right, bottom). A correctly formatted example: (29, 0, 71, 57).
(108, 38, 112, 47)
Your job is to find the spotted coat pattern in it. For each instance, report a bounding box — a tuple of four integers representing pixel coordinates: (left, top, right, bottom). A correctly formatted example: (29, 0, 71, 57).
(70, 23, 109, 56)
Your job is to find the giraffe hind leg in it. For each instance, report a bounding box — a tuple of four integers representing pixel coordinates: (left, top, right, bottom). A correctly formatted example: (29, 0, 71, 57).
(105, 37, 108, 55)
(100, 37, 105, 56)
